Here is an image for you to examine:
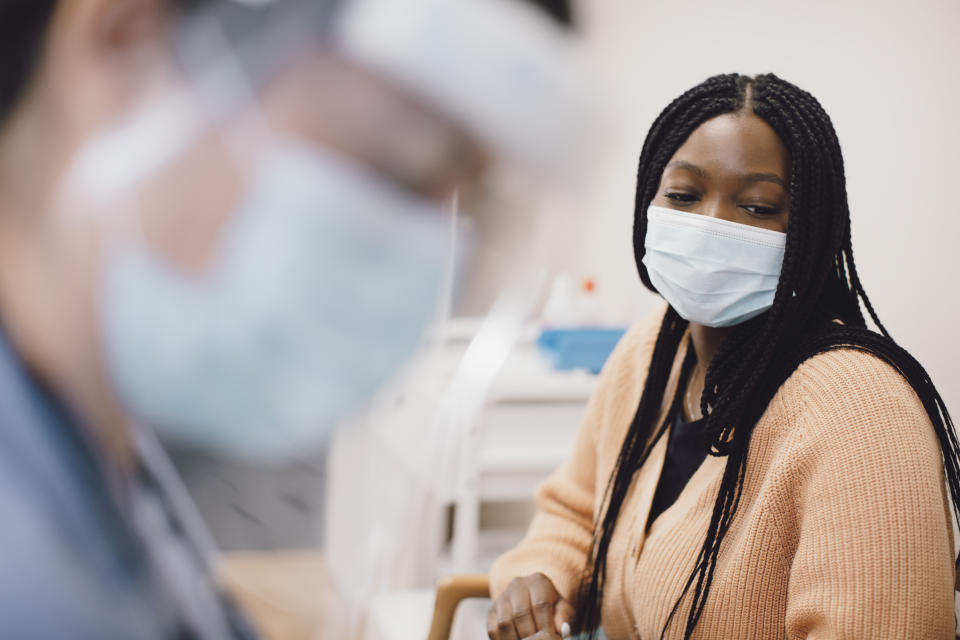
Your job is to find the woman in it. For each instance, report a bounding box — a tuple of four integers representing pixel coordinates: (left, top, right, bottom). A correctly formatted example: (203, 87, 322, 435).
(487, 73, 959, 640)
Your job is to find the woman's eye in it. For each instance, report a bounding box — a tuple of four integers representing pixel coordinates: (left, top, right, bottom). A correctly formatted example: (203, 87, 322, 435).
(741, 204, 778, 216)
(665, 192, 699, 204)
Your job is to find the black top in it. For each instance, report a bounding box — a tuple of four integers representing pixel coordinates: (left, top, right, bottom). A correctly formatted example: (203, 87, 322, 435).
(646, 408, 711, 532)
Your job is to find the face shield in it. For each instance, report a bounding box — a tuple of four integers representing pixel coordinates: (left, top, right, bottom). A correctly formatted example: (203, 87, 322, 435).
(55, 0, 600, 461)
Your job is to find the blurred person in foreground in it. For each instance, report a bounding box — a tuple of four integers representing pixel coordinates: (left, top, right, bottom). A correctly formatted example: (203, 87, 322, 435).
(0, 0, 583, 637)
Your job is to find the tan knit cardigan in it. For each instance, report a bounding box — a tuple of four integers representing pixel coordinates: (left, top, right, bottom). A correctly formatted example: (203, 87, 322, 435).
(491, 308, 956, 639)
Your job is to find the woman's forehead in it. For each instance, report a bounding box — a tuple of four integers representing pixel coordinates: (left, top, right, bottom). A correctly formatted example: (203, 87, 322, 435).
(667, 113, 791, 181)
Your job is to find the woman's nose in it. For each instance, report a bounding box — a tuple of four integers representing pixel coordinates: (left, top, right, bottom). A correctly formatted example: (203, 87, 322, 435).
(694, 199, 739, 224)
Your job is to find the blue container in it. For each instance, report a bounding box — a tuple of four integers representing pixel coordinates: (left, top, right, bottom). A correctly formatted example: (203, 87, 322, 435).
(537, 328, 627, 374)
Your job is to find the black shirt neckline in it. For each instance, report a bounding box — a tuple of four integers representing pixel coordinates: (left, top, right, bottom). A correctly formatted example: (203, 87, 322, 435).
(644, 344, 713, 533)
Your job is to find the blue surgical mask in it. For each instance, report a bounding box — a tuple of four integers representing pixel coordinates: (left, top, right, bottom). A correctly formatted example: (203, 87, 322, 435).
(642, 205, 786, 328)
(99, 142, 452, 459)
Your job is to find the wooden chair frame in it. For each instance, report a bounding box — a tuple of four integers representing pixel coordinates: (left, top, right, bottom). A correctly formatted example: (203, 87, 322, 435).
(426, 575, 491, 640)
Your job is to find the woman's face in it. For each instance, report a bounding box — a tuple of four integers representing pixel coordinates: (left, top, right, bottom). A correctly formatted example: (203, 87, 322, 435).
(651, 112, 791, 233)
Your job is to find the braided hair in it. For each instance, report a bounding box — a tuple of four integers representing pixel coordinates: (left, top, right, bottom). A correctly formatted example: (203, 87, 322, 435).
(574, 73, 960, 639)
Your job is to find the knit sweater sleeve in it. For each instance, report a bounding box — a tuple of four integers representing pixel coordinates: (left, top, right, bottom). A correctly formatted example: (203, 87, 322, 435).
(783, 350, 956, 639)
(488, 309, 664, 602)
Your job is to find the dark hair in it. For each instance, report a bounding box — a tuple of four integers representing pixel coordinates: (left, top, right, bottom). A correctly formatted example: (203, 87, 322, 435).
(0, 1, 59, 126)
(575, 73, 960, 639)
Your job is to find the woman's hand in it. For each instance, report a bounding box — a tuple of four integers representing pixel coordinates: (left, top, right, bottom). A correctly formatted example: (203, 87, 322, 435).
(487, 573, 575, 640)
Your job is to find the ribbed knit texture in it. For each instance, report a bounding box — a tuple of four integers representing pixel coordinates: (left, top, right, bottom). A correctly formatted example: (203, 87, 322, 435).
(490, 308, 956, 639)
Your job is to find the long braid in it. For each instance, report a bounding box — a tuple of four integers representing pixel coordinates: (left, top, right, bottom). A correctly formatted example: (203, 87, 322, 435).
(575, 72, 960, 640)
(574, 306, 688, 637)
(842, 233, 890, 337)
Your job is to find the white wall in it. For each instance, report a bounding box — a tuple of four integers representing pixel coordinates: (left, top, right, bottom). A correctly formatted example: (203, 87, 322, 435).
(571, 0, 960, 416)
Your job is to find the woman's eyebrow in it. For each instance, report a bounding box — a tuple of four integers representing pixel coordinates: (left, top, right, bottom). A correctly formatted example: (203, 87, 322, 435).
(665, 160, 706, 177)
(665, 162, 786, 188)
(744, 172, 787, 188)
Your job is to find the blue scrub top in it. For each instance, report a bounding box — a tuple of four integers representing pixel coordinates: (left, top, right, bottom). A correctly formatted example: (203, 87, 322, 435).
(0, 330, 257, 639)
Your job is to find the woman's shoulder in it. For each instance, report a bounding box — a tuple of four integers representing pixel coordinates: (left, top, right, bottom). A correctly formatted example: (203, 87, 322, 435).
(778, 346, 935, 451)
(786, 347, 921, 410)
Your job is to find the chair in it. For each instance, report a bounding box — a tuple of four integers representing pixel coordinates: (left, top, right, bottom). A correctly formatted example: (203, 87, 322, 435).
(426, 575, 491, 640)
